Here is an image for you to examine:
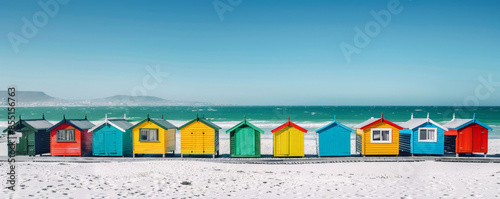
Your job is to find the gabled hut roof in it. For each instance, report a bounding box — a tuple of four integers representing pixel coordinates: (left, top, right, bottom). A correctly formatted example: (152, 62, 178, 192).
(130, 114, 177, 130)
(271, 117, 307, 133)
(179, 114, 221, 130)
(400, 113, 448, 131)
(3, 115, 53, 133)
(316, 115, 352, 133)
(47, 115, 95, 132)
(354, 113, 403, 130)
(443, 113, 492, 131)
(88, 114, 133, 132)
(226, 117, 264, 134)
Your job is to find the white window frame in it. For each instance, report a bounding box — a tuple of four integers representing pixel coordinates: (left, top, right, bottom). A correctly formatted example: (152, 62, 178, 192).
(418, 128, 437, 142)
(370, 128, 392, 143)
(139, 128, 159, 141)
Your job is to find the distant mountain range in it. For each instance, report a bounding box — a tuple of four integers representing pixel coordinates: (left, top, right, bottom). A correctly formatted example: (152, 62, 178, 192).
(0, 91, 210, 107)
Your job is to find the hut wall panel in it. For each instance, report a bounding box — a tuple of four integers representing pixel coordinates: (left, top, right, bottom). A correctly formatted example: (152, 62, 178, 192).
(123, 130, 133, 156)
(362, 122, 399, 155)
(81, 130, 93, 157)
(50, 123, 82, 156)
(165, 129, 176, 152)
(274, 126, 304, 157)
(36, 130, 51, 155)
(444, 135, 456, 153)
(92, 125, 125, 157)
(132, 121, 166, 155)
(230, 131, 236, 156)
(180, 121, 216, 155)
(318, 125, 351, 156)
(411, 123, 445, 155)
(230, 126, 261, 157)
(255, 130, 261, 157)
(399, 130, 412, 153)
(356, 129, 363, 154)
(456, 123, 488, 153)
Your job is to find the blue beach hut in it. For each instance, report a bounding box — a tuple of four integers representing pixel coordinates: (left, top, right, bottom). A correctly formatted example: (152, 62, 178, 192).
(315, 116, 352, 157)
(88, 114, 134, 157)
(399, 113, 447, 155)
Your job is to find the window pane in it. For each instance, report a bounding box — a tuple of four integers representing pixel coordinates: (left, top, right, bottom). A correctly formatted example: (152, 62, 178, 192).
(428, 129, 435, 140)
(373, 130, 381, 141)
(382, 131, 390, 141)
(149, 129, 158, 141)
(140, 129, 148, 141)
(420, 129, 427, 140)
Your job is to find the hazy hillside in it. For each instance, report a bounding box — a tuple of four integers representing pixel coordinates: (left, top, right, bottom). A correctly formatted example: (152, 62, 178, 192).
(0, 91, 209, 106)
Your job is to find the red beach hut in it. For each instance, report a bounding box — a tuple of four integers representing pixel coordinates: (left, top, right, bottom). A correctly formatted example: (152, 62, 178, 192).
(48, 115, 95, 157)
(443, 114, 492, 157)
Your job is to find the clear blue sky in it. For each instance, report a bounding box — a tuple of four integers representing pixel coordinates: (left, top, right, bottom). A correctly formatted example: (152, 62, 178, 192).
(1, 0, 499, 105)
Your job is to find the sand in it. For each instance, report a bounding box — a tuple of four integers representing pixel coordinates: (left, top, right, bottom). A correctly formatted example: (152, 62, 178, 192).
(1, 160, 500, 198)
(1, 136, 500, 198)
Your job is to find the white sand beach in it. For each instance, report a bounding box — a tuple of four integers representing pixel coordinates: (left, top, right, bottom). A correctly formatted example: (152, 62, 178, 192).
(1, 138, 500, 198)
(1, 158, 500, 198)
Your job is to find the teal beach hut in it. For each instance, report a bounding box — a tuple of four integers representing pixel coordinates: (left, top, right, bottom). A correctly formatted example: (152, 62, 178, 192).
(315, 116, 352, 157)
(89, 114, 134, 157)
(226, 117, 264, 157)
(399, 113, 447, 155)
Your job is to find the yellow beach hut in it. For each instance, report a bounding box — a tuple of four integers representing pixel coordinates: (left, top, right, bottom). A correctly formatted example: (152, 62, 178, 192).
(179, 114, 221, 158)
(355, 113, 403, 156)
(272, 117, 308, 157)
(131, 114, 177, 158)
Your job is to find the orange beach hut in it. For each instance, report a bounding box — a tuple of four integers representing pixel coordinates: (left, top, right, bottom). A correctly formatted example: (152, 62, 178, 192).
(355, 113, 403, 156)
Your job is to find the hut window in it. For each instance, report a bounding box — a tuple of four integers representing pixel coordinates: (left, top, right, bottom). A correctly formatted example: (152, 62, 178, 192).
(56, 129, 75, 141)
(139, 129, 159, 141)
(371, 128, 392, 143)
(418, 128, 437, 142)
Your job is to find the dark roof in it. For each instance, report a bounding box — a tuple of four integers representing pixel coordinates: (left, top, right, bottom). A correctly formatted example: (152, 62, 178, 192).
(108, 119, 134, 130)
(130, 117, 177, 130)
(24, 120, 53, 130)
(179, 115, 221, 130)
(48, 119, 95, 132)
(151, 118, 177, 129)
(226, 119, 264, 134)
(3, 119, 54, 133)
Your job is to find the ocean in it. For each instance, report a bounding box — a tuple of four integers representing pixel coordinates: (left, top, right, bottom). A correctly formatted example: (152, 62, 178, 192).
(1, 106, 499, 138)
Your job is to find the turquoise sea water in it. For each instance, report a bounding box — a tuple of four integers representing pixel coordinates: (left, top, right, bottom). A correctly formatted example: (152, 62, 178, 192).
(1, 106, 499, 138)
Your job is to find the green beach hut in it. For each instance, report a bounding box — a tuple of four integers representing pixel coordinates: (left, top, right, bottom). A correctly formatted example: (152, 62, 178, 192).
(226, 117, 264, 157)
(3, 115, 53, 156)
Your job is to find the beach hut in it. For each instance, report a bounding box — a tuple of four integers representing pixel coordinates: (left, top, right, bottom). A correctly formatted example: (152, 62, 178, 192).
(226, 117, 264, 157)
(88, 114, 133, 157)
(179, 114, 221, 158)
(3, 115, 52, 156)
(272, 117, 307, 157)
(315, 116, 352, 157)
(48, 115, 95, 157)
(355, 113, 403, 156)
(130, 114, 177, 158)
(443, 114, 492, 157)
(399, 113, 447, 155)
